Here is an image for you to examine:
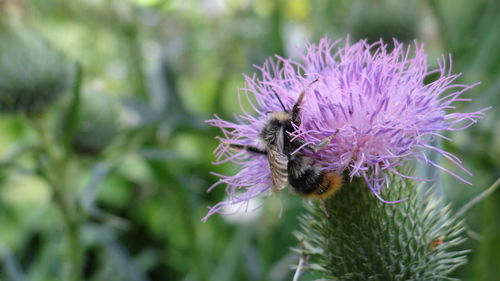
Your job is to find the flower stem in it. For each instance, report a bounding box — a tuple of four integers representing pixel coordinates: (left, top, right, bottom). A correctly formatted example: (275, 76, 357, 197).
(30, 115, 82, 281)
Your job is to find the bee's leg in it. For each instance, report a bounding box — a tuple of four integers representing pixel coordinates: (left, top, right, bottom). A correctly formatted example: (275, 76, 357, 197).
(309, 135, 334, 152)
(310, 129, 339, 152)
(226, 143, 267, 155)
(292, 78, 319, 123)
(293, 130, 338, 152)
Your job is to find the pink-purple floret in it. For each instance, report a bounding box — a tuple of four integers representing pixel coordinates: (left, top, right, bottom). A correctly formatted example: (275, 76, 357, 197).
(201, 37, 490, 222)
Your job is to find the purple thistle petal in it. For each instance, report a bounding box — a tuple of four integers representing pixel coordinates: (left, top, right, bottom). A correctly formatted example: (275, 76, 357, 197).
(203, 36, 490, 220)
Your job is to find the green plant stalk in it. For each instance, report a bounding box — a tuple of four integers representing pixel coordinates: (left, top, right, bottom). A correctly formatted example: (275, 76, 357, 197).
(123, 17, 148, 99)
(295, 173, 468, 281)
(61, 63, 83, 161)
(30, 116, 82, 281)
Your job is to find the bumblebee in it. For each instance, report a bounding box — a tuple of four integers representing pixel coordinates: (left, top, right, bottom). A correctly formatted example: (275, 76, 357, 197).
(226, 79, 342, 200)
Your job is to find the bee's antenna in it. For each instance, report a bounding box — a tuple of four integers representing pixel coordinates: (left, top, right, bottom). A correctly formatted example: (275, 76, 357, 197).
(273, 92, 288, 111)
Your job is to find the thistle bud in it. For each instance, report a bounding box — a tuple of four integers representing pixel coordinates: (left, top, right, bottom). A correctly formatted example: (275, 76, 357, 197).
(69, 92, 119, 156)
(0, 26, 75, 114)
(295, 175, 468, 280)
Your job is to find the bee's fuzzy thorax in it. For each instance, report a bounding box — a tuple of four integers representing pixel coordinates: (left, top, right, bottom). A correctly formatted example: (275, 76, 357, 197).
(268, 111, 291, 122)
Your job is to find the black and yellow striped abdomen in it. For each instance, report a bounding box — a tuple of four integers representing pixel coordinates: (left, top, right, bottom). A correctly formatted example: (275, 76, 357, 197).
(287, 155, 342, 199)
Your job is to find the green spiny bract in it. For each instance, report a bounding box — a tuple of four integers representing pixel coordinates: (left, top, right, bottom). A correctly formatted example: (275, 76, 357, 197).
(0, 26, 74, 115)
(294, 174, 467, 281)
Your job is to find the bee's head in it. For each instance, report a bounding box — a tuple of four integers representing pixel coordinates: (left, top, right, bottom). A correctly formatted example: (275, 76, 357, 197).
(260, 112, 291, 145)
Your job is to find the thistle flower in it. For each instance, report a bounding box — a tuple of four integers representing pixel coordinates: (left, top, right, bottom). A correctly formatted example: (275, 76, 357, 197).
(203, 37, 489, 221)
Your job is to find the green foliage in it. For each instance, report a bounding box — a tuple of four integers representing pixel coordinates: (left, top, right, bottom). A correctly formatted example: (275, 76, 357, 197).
(348, 0, 418, 43)
(296, 175, 467, 281)
(0, 1, 497, 281)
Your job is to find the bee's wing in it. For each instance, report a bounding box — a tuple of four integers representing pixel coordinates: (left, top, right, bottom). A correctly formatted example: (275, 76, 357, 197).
(267, 148, 288, 190)
(267, 126, 288, 190)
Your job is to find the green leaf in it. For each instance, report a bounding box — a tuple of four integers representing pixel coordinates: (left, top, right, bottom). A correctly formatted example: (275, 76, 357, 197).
(0, 244, 25, 281)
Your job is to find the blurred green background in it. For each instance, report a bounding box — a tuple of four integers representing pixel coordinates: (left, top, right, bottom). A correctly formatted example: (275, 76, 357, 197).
(0, 0, 498, 280)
